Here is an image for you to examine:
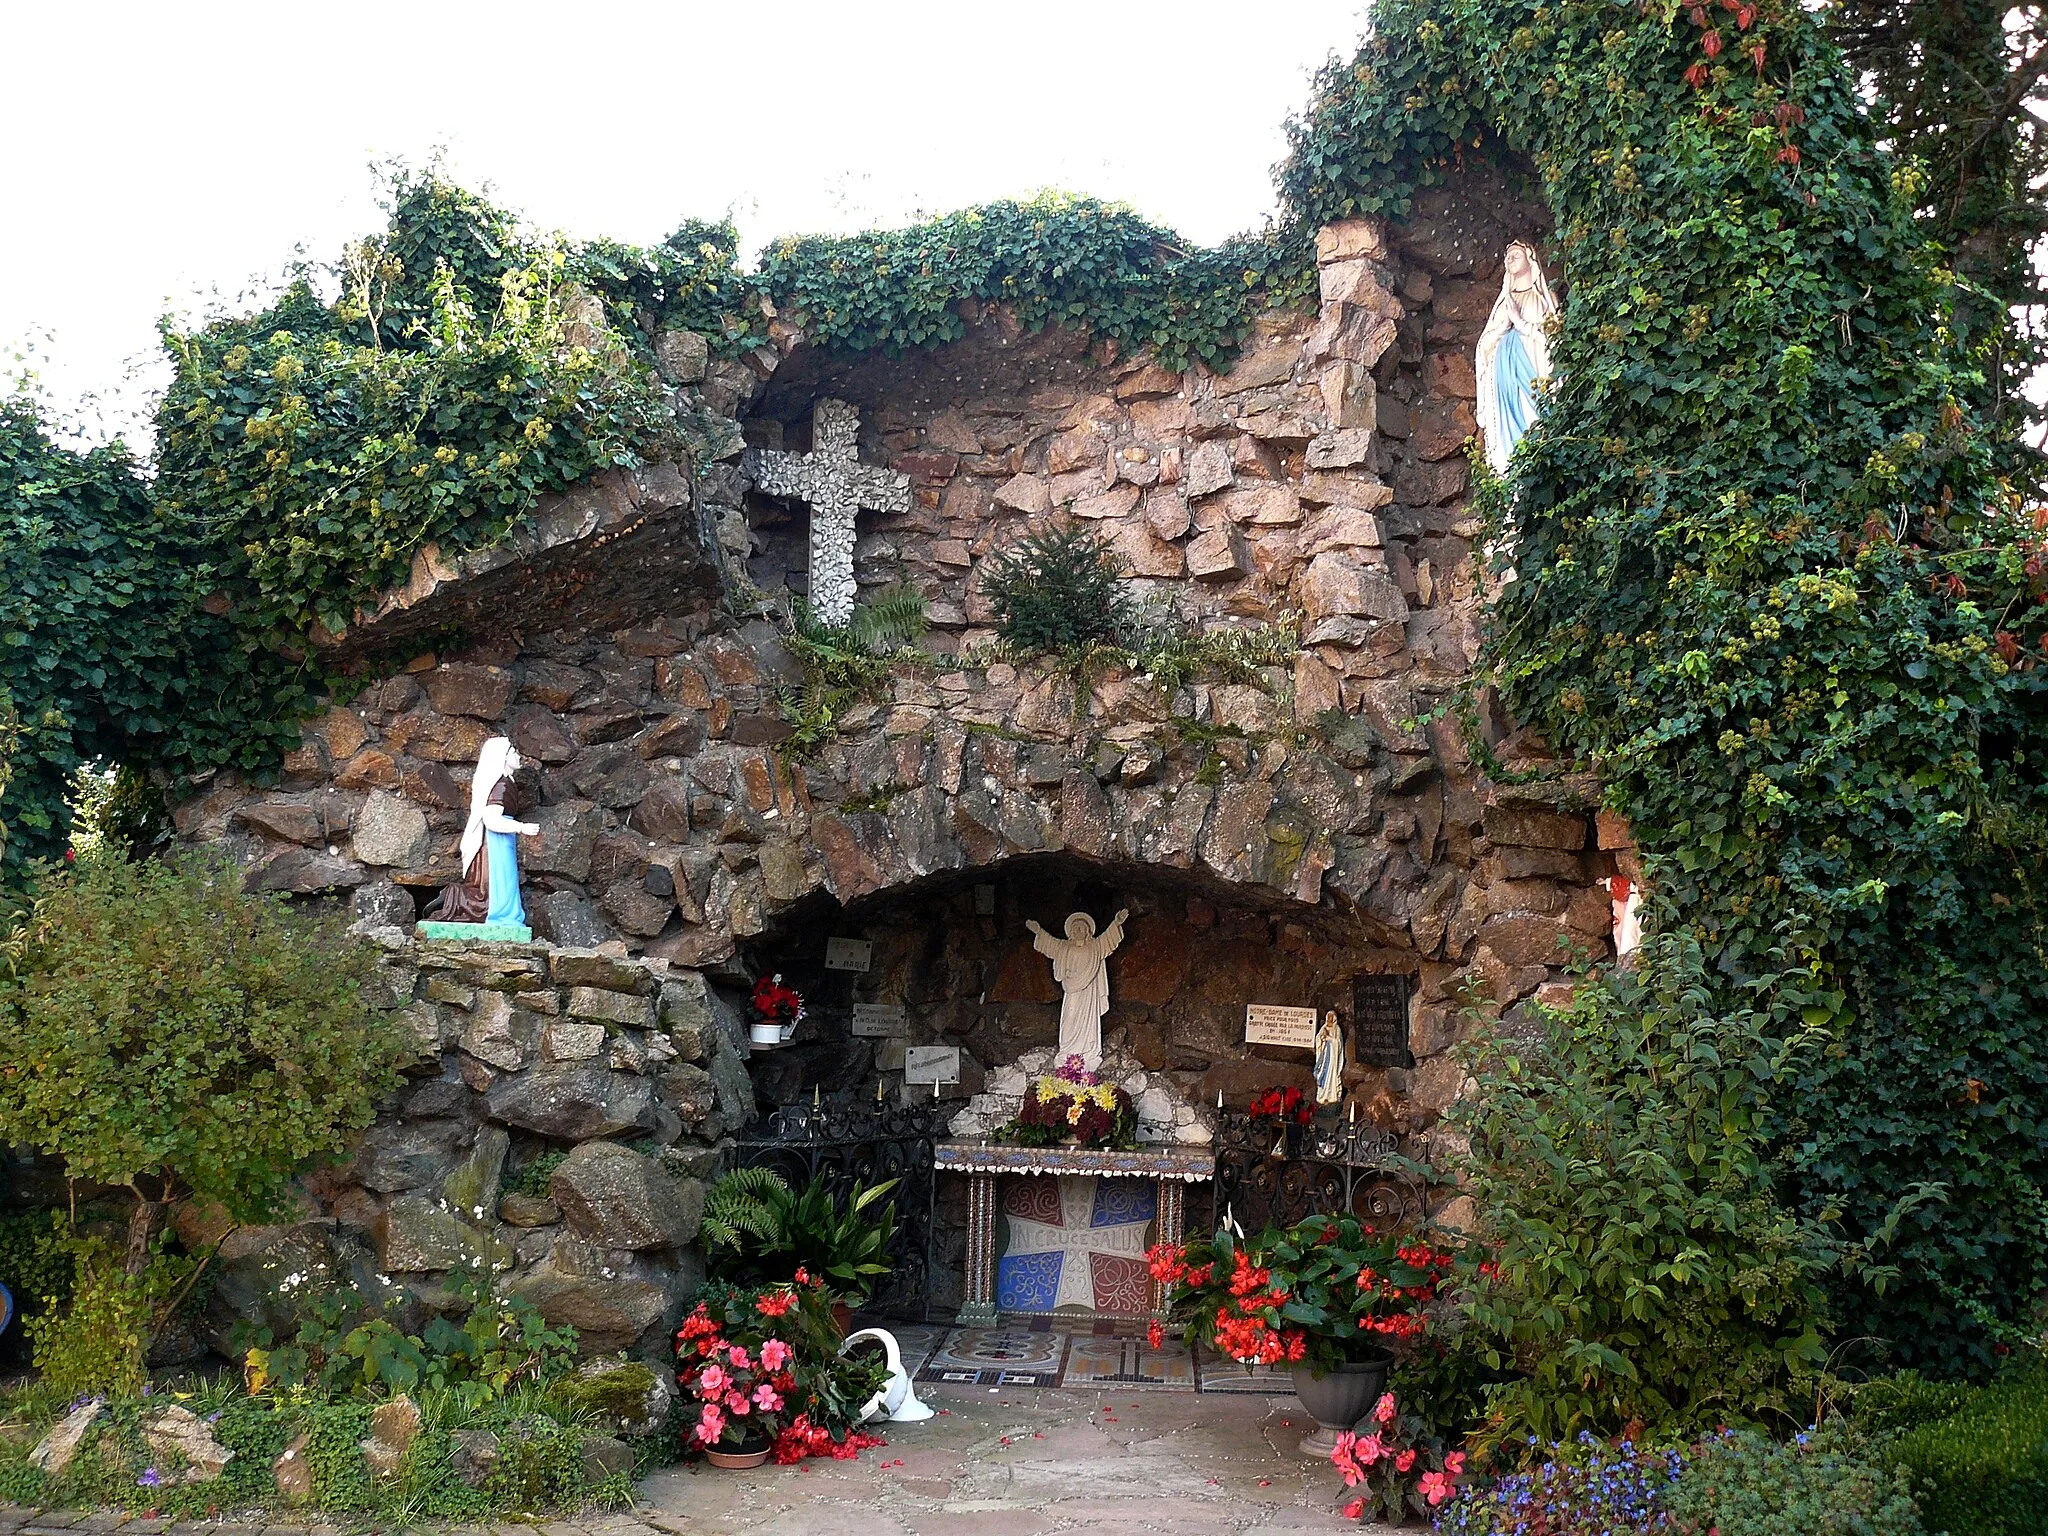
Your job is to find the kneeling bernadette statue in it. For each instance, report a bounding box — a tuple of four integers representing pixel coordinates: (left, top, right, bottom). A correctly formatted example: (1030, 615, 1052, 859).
(426, 736, 540, 930)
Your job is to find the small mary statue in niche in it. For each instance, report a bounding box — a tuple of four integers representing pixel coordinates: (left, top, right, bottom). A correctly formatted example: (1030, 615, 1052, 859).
(426, 736, 539, 928)
(1475, 240, 1560, 475)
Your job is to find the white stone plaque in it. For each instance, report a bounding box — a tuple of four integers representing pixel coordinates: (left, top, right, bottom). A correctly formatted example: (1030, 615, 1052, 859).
(825, 937, 872, 972)
(851, 1003, 907, 1037)
(905, 1046, 960, 1086)
(1245, 1004, 1318, 1049)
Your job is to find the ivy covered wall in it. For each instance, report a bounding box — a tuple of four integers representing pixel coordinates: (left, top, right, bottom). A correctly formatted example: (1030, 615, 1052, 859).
(1278, 0, 2048, 1367)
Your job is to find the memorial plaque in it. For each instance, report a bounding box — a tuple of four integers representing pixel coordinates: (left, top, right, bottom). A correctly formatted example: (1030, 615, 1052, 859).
(824, 937, 873, 972)
(1244, 1004, 1318, 1049)
(905, 1045, 961, 1085)
(1352, 974, 1415, 1067)
(851, 1003, 907, 1037)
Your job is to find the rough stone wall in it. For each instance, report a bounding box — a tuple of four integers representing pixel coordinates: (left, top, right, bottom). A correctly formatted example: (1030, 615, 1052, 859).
(169, 177, 1631, 1324)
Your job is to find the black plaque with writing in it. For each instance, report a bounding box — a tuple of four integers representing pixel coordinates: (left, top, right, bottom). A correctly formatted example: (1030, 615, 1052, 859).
(1351, 974, 1414, 1067)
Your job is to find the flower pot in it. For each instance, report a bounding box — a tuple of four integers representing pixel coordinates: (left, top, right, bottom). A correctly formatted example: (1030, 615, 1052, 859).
(704, 1440, 771, 1469)
(749, 1021, 787, 1049)
(1290, 1351, 1393, 1458)
(831, 1300, 854, 1337)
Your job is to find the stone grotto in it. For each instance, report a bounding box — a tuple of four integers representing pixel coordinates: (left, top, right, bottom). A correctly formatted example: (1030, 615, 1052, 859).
(156, 164, 1641, 1356)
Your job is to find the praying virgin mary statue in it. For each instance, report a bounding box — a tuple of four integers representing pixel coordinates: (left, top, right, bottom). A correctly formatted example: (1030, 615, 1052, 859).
(425, 736, 540, 932)
(1474, 240, 1560, 475)
(1025, 909, 1129, 1073)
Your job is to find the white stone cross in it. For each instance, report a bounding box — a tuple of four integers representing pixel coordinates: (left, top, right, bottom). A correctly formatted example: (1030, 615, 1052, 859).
(744, 398, 911, 627)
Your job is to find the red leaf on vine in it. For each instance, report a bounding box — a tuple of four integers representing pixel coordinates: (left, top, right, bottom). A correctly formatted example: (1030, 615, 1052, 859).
(1702, 29, 1723, 57)
(1777, 144, 1800, 166)
(1684, 62, 1711, 90)
(1997, 632, 2021, 665)
(1750, 42, 1767, 73)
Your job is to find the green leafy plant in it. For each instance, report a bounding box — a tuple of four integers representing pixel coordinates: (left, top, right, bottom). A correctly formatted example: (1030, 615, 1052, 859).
(505, 1149, 568, 1199)
(700, 1169, 900, 1303)
(980, 525, 1134, 654)
(1452, 935, 1845, 1444)
(774, 587, 929, 753)
(1666, 1421, 1924, 1536)
(0, 851, 413, 1295)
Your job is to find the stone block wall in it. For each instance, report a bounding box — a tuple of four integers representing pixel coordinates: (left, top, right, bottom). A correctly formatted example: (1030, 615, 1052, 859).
(184, 935, 755, 1364)
(165, 174, 1632, 1309)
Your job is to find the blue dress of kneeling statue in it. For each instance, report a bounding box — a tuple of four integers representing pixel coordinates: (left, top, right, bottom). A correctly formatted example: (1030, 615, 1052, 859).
(485, 824, 526, 928)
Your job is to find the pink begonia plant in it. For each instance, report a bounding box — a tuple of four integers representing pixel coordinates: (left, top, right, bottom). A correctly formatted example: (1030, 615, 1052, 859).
(1330, 1390, 1467, 1523)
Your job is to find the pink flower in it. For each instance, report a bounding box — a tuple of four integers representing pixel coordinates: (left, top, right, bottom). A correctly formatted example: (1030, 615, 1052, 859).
(1373, 1392, 1397, 1424)
(726, 1392, 750, 1414)
(696, 1364, 730, 1398)
(1418, 1470, 1454, 1507)
(1444, 1451, 1466, 1477)
(1354, 1432, 1385, 1465)
(1342, 1498, 1365, 1520)
(695, 1404, 726, 1443)
(1330, 1432, 1364, 1485)
(753, 1383, 783, 1412)
(760, 1338, 791, 1371)
(727, 1345, 753, 1370)
(1395, 1449, 1416, 1472)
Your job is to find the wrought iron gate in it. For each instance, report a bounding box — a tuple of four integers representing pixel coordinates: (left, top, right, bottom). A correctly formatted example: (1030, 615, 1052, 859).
(1206, 1113, 1430, 1235)
(730, 1096, 947, 1320)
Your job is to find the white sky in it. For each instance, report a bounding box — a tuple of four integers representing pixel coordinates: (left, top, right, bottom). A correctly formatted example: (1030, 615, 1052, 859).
(3, 0, 1370, 448)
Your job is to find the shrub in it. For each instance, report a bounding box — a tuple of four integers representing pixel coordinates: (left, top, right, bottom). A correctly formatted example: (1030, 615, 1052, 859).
(1885, 1368, 2048, 1536)
(1849, 1370, 1976, 1437)
(0, 852, 414, 1384)
(979, 525, 1133, 653)
(0, 1208, 76, 1358)
(1666, 1422, 1923, 1536)
(1453, 935, 1840, 1443)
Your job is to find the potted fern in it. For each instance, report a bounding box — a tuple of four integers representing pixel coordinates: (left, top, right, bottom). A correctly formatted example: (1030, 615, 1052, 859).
(702, 1169, 901, 1331)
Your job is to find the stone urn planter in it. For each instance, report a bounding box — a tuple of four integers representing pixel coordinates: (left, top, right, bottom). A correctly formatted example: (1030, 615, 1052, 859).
(704, 1437, 771, 1469)
(1290, 1349, 1393, 1457)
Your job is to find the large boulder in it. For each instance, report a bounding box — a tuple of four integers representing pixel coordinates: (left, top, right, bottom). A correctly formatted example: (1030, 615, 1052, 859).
(375, 1194, 512, 1273)
(509, 1239, 700, 1356)
(352, 789, 430, 868)
(484, 1066, 656, 1139)
(549, 1142, 702, 1250)
(142, 1405, 234, 1484)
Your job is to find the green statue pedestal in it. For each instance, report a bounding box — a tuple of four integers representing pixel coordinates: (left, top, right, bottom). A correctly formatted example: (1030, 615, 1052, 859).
(417, 921, 533, 944)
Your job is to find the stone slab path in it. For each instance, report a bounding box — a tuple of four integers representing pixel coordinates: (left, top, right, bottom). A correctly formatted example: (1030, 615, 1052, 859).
(637, 1381, 1391, 1535)
(0, 1382, 1395, 1535)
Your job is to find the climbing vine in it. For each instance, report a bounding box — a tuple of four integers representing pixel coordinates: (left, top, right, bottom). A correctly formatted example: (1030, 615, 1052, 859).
(755, 192, 1311, 370)
(1282, 0, 2048, 1368)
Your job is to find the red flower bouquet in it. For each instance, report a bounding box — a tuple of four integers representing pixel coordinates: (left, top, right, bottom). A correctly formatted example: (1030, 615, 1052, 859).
(1249, 1085, 1316, 1127)
(675, 1274, 889, 1464)
(750, 974, 805, 1030)
(1148, 1214, 1460, 1373)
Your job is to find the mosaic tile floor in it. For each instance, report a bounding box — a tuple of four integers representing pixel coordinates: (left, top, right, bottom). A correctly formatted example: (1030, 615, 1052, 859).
(875, 1317, 1300, 1395)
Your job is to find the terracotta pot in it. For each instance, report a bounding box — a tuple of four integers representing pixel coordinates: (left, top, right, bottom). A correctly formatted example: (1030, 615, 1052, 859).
(831, 1300, 854, 1337)
(1290, 1350, 1393, 1457)
(704, 1441, 771, 1469)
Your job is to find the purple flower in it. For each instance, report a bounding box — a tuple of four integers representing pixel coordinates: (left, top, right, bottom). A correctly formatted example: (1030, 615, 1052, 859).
(137, 1468, 162, 1488)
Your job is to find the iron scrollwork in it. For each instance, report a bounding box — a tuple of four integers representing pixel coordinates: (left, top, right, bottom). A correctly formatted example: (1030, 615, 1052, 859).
(1207, 1112, 1429, 1234)
(732, 1095, 948, 1321)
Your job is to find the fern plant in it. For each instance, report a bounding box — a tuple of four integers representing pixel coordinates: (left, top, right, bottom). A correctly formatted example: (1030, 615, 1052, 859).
(700, 1169, 901, 1303)
(775, 585, 929, 752)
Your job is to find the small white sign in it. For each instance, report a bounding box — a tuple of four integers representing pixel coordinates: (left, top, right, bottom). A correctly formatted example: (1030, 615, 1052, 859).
(1245, 1004, 1318, 1049)
(851, 1003, 907, 1037)
(905, 1045, 961, 1086)
(825, 937, 873, 972)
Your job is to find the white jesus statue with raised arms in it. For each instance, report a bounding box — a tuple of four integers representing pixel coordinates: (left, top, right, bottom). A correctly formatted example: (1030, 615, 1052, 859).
(1025, 909, 1130, 1073)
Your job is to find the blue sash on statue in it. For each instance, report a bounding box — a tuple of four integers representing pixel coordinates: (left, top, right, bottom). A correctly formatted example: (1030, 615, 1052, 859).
(1494, 327, 1539, 461)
